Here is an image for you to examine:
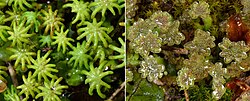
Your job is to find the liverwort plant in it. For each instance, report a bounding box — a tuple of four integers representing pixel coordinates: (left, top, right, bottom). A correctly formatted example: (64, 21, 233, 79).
(177, 54, 211, 90)
(131, 32, 162, 57)
(127, 18, 157, 42)
(150, 11, 185, 46)
(188, 1, 212, 30)
(189, 1, 210, 19)
(218, 38, 250, 64)
(126, 1, 250, 100)
(208, 62, 227, 100)
(126, 0, 139, 19)
(184, 29, 216, 56)
(128, 11, 185, 58)
(138, 55, 165, 82)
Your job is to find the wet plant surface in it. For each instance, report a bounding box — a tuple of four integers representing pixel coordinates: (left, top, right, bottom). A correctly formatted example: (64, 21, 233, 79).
(0, 0, 124, 101)
(126, 0, 250, 101)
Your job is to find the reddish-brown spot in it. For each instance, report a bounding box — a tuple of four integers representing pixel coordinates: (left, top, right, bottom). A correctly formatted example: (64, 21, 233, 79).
(226, 79, 238, 90)
(226, 78, 250, 101)
(244, 31, 250, 45)
(227, 14, 250, 44)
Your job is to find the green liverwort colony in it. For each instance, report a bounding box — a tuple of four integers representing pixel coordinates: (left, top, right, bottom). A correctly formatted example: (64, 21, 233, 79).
(126, 0, 250, 101)
(0, 0, 124, 101)
(127, 10, 184, 83)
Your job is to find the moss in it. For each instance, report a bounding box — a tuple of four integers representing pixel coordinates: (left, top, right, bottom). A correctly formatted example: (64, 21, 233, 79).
(7, 19, 34, 47)
(35, 77, 68, 101)
(89, 0, 122, 19)
(40, 6, 64, 36)
(51, 26, 74, 53)
(68, 41, 92, 69)
(8, 45, 36, 70)
(17, 72, 40, 101)
(0, 0, 125, 100)
(63, 0, 90, 25)
(108, 37, 125, 69)
(81, 61, 114, 99)
(4, 85, 20, 101)
(77, 18, 112, 49)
